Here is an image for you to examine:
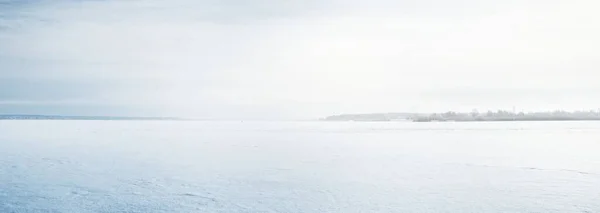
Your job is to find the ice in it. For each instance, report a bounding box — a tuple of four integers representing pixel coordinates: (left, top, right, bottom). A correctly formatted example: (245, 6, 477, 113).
(1, 120, 600, 212)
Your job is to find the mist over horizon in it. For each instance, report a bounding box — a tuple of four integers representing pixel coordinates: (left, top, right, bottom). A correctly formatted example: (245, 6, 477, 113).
(2, 0, 600, 119)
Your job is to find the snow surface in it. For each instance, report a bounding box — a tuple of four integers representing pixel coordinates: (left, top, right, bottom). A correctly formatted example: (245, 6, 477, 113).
(1, 121, 600, 212)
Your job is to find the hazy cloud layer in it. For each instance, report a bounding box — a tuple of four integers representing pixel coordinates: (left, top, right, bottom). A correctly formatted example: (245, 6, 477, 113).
(1, 0, 600, 118)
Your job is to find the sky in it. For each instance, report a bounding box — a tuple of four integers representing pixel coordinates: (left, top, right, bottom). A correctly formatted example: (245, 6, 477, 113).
(1, 0, 600, 119)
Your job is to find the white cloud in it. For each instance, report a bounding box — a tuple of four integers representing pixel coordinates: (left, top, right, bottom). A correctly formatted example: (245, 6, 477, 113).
(1, 0, 600, 118)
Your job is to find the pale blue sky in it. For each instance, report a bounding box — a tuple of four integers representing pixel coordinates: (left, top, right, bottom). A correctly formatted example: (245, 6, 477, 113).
(1, 0, 600, 119)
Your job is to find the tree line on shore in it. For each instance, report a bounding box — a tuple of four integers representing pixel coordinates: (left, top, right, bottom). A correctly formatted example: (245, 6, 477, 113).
(323, 110, 600, 122)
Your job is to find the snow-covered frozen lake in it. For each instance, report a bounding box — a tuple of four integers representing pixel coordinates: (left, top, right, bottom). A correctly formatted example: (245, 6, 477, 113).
(1, 120, 600, 212)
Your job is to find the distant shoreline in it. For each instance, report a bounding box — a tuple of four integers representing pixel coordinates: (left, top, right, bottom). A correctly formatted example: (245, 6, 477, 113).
(323, 111, 600, 122)
(411, 118, 600, 122)
(0, 115, 181, 120)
